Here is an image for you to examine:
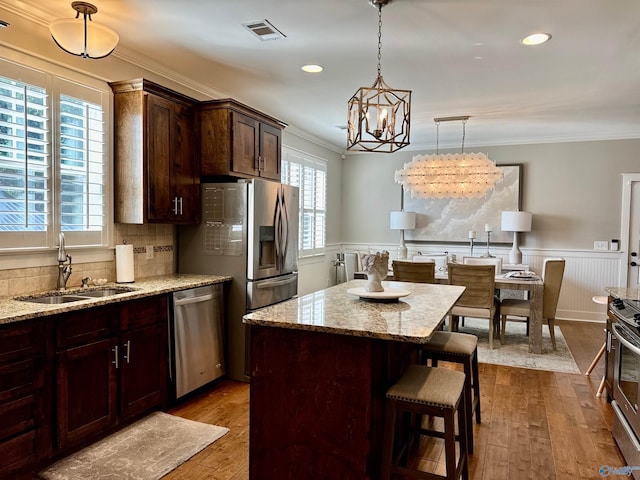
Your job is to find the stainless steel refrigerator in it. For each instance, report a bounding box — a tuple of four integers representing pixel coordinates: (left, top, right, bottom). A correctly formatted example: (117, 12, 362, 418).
(178, 179, 299, 382)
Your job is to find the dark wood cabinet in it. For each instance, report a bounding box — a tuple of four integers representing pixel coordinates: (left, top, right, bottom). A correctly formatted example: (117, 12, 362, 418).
(199, 99, 285, 181)
(54, 297, 167, 452)
(110, 79, 200, 224)
(119, 296, 168, 421)
(0, 320, 47, 478)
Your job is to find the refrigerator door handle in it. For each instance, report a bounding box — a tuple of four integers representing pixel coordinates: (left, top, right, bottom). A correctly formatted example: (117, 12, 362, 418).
(255, 274, 298, 288)
(274, 190, 283, 271)
(280, 188, 289, 271)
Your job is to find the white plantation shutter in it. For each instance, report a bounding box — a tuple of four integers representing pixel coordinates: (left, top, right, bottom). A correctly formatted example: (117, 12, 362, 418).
(281, 147, 327, 256)
(0, 59, 109, 250)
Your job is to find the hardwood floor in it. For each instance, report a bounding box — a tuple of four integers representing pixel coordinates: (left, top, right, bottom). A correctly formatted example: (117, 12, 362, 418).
(165, 320, 623, 479)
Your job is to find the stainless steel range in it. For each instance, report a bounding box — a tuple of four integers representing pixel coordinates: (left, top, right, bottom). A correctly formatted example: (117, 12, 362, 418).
(609, 297, 640, 478)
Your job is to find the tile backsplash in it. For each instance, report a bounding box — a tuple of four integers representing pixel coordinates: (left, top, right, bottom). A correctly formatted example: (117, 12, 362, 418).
(0, 224, 177, 297)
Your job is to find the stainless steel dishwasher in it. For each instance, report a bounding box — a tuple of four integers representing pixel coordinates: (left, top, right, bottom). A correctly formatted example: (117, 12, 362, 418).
(171, 284, 225, 399)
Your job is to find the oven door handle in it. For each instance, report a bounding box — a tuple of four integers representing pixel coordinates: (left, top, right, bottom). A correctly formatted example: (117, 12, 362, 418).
(612, 323, 640, 356)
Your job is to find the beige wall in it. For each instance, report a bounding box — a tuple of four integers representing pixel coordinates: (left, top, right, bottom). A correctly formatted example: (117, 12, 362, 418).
(342, 139, 640, 251)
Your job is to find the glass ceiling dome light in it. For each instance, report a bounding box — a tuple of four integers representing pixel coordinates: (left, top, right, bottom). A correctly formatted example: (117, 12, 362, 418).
(347, 0, 411, 153)
(49, 2, 119, 59)
(394, 116, 503, 199)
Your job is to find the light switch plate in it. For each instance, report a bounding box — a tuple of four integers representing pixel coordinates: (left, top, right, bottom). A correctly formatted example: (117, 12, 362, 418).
(594, 241, 609, 251)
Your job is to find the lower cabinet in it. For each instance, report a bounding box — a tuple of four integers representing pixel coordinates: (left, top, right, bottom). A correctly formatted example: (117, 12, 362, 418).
(55, 296, 168, 452)
(0, 319, 47, 478)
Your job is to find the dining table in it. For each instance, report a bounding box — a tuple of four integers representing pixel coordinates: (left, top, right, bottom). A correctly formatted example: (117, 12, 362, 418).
(243, 279, 465, 480)
(354, 269, 545, 354)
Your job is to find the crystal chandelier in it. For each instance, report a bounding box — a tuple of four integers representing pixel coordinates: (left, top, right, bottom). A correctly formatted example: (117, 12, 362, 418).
(394, 116, 503, 199)
(347, 0, 411, 153)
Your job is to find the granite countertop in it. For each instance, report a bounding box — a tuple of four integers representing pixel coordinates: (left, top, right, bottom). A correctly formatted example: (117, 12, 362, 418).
(243, 279, 465, 344)
(0, 274, 231, 326)
(605, 288, 640, 301)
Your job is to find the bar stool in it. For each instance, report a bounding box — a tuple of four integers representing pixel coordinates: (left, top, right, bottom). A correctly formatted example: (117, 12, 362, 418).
(586, 295, 608, 397)
(381, 365, 469, 480)
(419, 331, 480, 454)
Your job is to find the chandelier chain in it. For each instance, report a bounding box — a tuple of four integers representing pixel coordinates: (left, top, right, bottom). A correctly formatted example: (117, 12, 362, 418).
(461, 118, 467, 153)
(376, 4, 382, 78)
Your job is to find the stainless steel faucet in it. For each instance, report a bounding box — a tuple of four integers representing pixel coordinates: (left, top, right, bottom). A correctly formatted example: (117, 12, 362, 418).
(57, 232, 72, 290)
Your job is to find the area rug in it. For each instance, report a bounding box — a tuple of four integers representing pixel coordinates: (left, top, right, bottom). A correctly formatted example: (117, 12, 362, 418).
(38, 411, 229, 480)
(456, 317, 581, 374)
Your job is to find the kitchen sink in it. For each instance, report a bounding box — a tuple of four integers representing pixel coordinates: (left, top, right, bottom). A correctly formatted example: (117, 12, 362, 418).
(75, 288, 135, 298)
(16, 286, 137, 304)
(22, 295, 89, 304)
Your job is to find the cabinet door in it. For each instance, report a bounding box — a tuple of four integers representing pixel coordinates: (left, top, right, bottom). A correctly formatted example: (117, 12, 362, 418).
(172, 102, 199, 224)
(231, 111, 260, 177)
(120, 323, 167, 421)
(259, 122, 282, 181)
(146, 94, 175, 222)
(56, 338, 118, 450)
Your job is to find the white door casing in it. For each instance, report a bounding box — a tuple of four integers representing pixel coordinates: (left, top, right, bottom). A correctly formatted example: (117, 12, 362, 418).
(619, 173, 640, 289)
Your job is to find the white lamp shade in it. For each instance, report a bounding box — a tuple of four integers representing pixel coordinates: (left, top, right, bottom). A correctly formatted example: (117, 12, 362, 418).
(50, 18, 119, 58)
(389, 211, 416, 230)
(501, 211, 532, 232)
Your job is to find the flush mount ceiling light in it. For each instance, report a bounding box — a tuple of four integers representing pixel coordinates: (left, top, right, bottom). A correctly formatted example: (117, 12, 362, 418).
(49, 2, 119, 59)
(521, 32, 552, 46)
(394, 116, 503, 199)
(347, 0, 411, 153)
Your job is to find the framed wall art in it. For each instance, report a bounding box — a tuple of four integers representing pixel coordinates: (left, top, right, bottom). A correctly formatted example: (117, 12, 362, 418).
(404, 164, 522, 244)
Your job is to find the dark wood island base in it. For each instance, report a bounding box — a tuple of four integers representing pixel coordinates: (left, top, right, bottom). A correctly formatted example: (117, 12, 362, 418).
(250, 324, 413, 479)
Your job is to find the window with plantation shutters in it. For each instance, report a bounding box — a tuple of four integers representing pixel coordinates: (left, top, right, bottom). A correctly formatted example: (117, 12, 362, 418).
(0, 58, 110, 251)
(281, 147, 327, 256)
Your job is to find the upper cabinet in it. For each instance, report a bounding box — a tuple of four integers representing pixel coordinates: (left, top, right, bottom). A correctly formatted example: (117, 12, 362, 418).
(199, 99, 286, 182)
(110, 79, 200, 224)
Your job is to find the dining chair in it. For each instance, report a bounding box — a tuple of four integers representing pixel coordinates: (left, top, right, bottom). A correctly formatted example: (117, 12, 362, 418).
(499, 257, 565, 350)
(462, 256, 503, 276)
(447, 263, 499, 349)
(392, 260, 435, 283)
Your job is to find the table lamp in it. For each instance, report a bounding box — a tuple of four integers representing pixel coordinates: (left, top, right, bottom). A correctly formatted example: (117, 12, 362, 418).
(501, 211, 533, 264)
(389, 211, 416, 260)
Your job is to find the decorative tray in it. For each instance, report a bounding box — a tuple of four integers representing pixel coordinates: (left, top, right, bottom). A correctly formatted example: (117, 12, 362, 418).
(347, 287, 411, 301)
(504, 271, 539, 280)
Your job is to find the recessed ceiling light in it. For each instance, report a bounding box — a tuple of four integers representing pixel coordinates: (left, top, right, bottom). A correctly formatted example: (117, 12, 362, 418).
(301, 64, 323, 73)
(521, 33, 552, 46)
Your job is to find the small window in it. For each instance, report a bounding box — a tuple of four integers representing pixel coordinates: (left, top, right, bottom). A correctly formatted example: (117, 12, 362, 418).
(281, 147, 327, 257)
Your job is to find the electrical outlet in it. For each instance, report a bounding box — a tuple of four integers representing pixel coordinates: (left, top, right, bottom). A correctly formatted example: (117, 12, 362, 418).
(146, 245, 154, 260)
(594, 241, 609, 251)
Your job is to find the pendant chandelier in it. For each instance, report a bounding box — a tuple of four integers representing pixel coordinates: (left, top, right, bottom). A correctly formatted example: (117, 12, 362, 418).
(394, 116, 503, 199)
(49, 2, 119, 59)
(347, 0, 411, 153)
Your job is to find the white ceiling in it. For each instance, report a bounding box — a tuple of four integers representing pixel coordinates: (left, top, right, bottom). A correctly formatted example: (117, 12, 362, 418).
(5, 0, 640, 152)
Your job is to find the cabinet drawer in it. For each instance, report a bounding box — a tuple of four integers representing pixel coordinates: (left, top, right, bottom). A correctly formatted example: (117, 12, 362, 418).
(56, 304, 118, 349)
(0, 321, 43, 364)
(120, 295, 167, 331)
(0, 359, 44, 403)
(0, 395, 36, 439)
(0, 428, 36, 476)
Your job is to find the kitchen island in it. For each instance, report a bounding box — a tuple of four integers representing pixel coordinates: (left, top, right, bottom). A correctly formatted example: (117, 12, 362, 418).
(243, 279, 465, 480)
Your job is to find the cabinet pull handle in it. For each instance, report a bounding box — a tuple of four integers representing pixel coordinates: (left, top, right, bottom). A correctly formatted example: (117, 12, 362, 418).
(179, 197, 183, 215)
(112, 345, 119, 369)
(172, 197, 178, 215)
(124, 340, 131, 364)
(258, 155, 263, 171)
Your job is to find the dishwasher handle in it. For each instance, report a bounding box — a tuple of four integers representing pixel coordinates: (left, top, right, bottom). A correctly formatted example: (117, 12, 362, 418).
(173, 293, 214, 307)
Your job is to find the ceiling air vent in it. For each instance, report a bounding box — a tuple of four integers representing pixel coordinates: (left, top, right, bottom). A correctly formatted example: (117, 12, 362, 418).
(242, 19, 286, 41)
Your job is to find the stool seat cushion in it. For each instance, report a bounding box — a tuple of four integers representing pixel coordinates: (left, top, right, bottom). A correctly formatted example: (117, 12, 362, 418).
(386, 365, 466, 408)
(422, 331, 478, 356)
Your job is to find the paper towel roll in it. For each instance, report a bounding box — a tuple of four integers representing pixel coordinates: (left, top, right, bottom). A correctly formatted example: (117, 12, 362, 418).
(116, 244, 135, 283)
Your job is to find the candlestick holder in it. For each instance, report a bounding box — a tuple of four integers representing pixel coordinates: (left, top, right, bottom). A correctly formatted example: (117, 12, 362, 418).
(481, 231, 495, 258)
